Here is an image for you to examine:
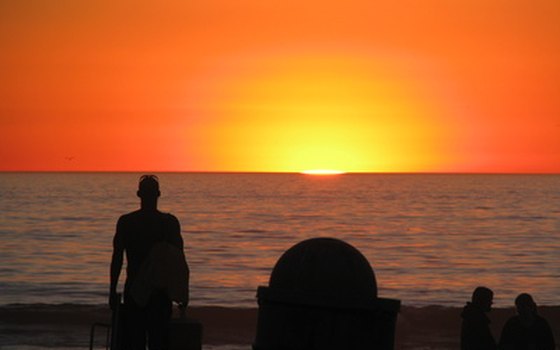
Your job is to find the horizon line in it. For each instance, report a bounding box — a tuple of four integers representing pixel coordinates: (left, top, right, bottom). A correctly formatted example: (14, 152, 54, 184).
(1, 170, 559, 175)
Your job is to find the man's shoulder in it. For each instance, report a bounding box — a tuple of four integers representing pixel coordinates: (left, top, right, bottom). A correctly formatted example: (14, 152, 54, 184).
(162, 212, 179, 221)
(117, 211, 151, 229)
(154, 211, 179, 222)
(118, 210, 143, 222)
(534, 314, 552, 328)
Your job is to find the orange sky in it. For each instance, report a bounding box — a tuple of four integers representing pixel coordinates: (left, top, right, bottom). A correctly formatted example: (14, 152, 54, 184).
(1, 0, 559, 172)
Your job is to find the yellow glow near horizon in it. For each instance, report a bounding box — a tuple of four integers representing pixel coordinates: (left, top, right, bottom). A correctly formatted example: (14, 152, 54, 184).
(301, 169, 347, 175)
(2, 1, 560, 173)
(196, 54, 455, 173)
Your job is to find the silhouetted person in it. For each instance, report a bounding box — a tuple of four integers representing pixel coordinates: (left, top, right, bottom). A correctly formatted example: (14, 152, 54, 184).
(499, 293, 555, 350)
(461, 286, 497, 350)
(110, 175, 184, 350)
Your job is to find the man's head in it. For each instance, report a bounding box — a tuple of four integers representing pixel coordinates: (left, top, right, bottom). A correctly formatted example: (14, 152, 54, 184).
(515, 293, 537, 318)
(137, 175, 160, 199)
(472, 286, 494, 312)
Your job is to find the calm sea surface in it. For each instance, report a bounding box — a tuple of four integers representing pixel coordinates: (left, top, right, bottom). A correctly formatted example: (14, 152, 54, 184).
(1, 173, 559, 308)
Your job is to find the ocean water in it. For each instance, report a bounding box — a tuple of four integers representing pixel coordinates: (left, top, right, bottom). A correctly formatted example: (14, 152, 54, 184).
(1, 173, 559, 308)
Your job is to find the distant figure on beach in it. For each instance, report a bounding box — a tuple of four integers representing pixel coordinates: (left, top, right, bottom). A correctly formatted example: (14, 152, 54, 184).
(110, 175, 189, 350)
(499, 293, 555, 350)
(461, 286, 497, 350)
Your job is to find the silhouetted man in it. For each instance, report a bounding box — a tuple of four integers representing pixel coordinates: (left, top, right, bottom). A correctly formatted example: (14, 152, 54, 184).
(499, 293, 555, 350)
(461, 286, 497, 350)
(110, 175, 184, 350)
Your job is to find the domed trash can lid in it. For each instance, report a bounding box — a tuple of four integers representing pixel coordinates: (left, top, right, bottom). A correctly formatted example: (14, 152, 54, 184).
(258, 237, 400, 311)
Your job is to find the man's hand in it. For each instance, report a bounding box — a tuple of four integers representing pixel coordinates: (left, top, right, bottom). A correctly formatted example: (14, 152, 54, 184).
(109, 291, 120, 311)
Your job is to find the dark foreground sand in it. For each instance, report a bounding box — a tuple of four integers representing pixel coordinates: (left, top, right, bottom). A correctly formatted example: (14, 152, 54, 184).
(1, 304, 559, 349)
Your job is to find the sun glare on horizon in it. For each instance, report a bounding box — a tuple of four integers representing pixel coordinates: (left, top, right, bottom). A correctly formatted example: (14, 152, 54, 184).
(192, 53, 454, 173)
(301, 169, 347, 175)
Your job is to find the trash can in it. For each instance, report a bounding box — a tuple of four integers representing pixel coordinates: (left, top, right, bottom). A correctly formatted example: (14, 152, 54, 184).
(254, 237, 400, 350)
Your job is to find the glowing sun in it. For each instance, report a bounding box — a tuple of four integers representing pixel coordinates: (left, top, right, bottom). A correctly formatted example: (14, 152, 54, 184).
(191, 52, 453, 173)
(301, 169, 347, 175)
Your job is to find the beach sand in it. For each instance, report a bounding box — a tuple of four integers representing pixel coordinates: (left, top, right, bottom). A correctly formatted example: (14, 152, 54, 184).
(1, 304, 559, 349)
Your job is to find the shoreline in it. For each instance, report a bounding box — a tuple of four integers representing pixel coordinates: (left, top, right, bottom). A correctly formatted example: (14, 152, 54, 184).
(1, 304, 559, 349)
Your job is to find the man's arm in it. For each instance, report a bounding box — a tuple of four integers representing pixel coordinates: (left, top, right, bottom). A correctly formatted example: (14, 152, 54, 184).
(109, 218, 125, 310)
(168, 214, 183, 249)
